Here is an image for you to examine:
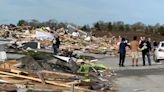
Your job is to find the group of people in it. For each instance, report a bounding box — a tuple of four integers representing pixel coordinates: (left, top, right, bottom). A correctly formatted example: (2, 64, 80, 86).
(119, 36, 152, 67)
(52, 32, 154, 67)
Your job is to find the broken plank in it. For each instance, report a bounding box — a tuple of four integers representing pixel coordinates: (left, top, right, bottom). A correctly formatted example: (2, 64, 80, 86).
(41, 70, 75, 77)
(10, 68, 29, 75)
(0, 74, 13, 78)
(0, 71, 93, 92)
(65, 80, 80, 85)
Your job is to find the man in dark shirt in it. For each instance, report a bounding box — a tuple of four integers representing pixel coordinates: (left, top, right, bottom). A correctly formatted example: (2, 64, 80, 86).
(119, 38, 130, 67)
(139, 37, 151, 66)
(52, 36, 60, 55)
(153, 40, 158, 51)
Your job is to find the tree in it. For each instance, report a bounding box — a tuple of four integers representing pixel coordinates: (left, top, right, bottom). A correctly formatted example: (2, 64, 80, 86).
(158, 26, 164, 35)
(132, 22, 145, 31)
(81, 24, 90, 31)
(44, 19, 58, 28)
(107, 22, 112, 31)
(28, 19, 41, 28)
(94, 22, 101, 31)
(17, 19, 27, 26)
(112, 21, 124, 31)
(124, 24, 131, 31)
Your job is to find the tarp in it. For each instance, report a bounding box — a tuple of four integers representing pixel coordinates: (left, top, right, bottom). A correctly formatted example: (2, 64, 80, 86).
(36, 31, 54, 39)
(67, 25, 87, 36)
(53, 55, 71, 62)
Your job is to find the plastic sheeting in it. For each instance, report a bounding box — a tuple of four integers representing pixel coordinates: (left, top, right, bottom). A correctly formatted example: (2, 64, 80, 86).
(36, 31, 54, 40)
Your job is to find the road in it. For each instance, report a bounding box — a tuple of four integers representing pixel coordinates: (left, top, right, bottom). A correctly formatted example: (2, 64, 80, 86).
(94, 53, 164, 92)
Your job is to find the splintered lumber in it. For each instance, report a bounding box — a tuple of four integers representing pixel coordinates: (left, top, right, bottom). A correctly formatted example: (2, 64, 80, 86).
(41, 70, 75, 77)
(0, 84, 17, 91)
(0, 71, 92, 91)
(0, 60, 17, 70)
(11, 67, 32, 74)
(37, 72, 46, 85)
(1, 77, 30, 84)
(10, 68, 29, 75)
(0, 74, 13, 78)
(66, 80, 80, 85)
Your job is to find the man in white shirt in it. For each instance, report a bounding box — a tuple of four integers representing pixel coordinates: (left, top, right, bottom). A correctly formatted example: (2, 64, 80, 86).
(72, 30, 80, 37)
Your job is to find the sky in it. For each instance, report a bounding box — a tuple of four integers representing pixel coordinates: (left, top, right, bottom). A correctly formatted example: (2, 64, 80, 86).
(0, 0, 164, 25)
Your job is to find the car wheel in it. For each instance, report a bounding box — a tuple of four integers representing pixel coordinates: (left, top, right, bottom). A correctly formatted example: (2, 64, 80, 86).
(156, 59, 160, 62)
(154, 56, 160, 62)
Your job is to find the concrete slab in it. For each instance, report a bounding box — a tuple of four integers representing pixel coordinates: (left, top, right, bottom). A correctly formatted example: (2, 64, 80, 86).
(88, 53, 164, 92)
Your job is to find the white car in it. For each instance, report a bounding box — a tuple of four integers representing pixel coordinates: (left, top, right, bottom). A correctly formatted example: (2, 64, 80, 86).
(154, 41, 164, 62)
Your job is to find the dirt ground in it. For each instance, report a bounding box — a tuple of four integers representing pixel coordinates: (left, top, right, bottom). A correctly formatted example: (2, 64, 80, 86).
(93, 31, 164, 41)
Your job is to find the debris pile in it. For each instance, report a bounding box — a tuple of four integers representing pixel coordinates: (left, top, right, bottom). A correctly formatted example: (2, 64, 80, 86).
(0, 51, 113, 91)
(0, 24, 119, 91)
(0, 25, 122, 56)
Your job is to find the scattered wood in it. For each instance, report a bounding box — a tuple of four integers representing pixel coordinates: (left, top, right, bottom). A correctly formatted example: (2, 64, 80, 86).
(0, 60, 17, 70)
(1, 77, 30, 84)
(41, 70, 75, 77)
(0, 74, 13, 78)
(0, 70, 93, 92)
(10, 68, 29, 75)
(65, 80, 80, 85)
(37, 71, 46, 85)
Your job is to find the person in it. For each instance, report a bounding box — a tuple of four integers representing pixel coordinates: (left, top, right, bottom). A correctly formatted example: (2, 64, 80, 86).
(153, 40, 158, 51)
(125, 36, 129, 43)
(152, 40, 158, 61)
(52, 36, 60, 55)
(139, 37, 152, 66)
(72, 29, 80, 37)
(130, 36, 139, 66)
(139, 36, 143, 44)
(119, 38, 130, 67)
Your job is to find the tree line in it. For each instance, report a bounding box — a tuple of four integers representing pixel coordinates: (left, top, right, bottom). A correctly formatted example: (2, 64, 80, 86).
(81, 21, 164, 36)
(17, 19, 68, 30)
(17, 19, 164, 35)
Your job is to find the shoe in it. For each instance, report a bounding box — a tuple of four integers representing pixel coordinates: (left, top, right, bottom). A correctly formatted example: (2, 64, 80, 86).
(149, 64, 151, 66)
(122, 65, 125, 67)
(143, 64, 145, 66)
(136, 65, 138, 66)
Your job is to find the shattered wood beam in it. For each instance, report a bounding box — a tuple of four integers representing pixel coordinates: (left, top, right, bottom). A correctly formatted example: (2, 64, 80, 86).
(41, 70, 75, 77)
(10, 69, 29, 75)
(0, 71, 92, 91)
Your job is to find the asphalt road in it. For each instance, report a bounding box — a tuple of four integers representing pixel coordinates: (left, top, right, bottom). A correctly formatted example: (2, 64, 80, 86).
(96, 53, 164, 92)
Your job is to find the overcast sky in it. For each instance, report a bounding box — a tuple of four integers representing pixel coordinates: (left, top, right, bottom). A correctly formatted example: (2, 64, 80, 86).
(0, 0, 164, 25)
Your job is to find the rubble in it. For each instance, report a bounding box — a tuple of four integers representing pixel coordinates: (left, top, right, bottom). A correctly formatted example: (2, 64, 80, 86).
(0, 24, 120, 91)
(0, 54, 112, 91)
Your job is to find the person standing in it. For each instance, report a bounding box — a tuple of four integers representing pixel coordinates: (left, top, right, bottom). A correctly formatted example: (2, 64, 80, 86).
(52, 36, 60, 55)
(72, 29, 80, 37)
(152, 40, 158, 61)
(130, 36, 139, 66)
(119, 38, 129, 67)
(139, 37, 152, 66)
(153, 40, 158, 51)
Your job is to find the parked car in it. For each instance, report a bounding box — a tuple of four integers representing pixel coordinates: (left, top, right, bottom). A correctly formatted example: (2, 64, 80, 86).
(154, 41, 164, 62)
